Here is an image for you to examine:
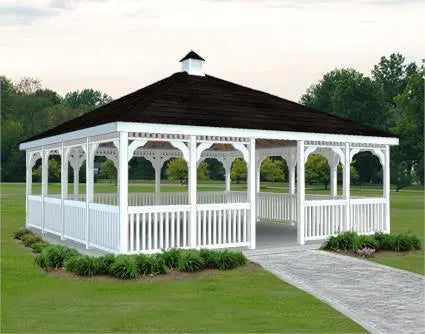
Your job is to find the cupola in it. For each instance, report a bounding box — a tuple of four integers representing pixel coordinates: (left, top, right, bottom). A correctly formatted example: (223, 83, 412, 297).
(180, 50, 205, 76)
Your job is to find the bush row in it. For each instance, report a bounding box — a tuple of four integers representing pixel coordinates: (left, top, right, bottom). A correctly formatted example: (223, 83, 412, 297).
(322, 231, 422, 253)
(14, 228, 248, 279)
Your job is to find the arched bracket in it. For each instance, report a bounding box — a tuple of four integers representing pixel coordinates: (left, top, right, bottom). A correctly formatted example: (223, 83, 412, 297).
(170, 141, 189, 163)
(128, 139, 148, 161)
(350, 147, 385, 168)
(197, 142, 213, 162)
(231, 143, 249, 163)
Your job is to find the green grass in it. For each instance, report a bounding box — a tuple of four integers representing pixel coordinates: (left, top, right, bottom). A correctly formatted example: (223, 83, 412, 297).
(1, 183, 364, 333)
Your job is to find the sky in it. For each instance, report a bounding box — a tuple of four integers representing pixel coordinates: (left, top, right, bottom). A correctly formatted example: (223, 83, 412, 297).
(1, 0, 424, 101)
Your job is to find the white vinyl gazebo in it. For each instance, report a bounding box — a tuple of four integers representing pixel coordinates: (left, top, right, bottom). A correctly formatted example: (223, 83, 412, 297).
(19, 51, 398, 254)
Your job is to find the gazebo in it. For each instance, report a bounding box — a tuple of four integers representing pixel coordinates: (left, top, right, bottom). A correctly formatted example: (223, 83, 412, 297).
(19, 51, 398, 254)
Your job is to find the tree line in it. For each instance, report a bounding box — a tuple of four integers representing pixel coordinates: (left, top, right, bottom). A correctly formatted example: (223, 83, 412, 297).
(1, 53, 423, 189)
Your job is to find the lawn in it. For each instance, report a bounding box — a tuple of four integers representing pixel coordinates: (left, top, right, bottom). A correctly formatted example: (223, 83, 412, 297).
(1, 183, 364, 333)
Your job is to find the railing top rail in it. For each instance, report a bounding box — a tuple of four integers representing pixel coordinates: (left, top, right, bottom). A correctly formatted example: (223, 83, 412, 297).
(64, 199, 86, 208)
(196, 202, 250, 210)
(350, 197, 386, 204)
(89, 202, 119, 212)
(305, 199, 346, 206)
(128, 204, 192, 214)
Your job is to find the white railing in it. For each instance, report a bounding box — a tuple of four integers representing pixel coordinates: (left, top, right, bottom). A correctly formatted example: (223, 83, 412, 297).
(196, 203, 250, 249)
(43, 197, 62, 236)
(127, 205, 191, 254)
(64, 199, 86, 244)
(88, 203, 120, 253)
(27, 195, 42, 228)
(257, 192, 296, 222)
(304, 199, 346, 241)
(350, 198, 386, 234)
(27, 191, 388, 253)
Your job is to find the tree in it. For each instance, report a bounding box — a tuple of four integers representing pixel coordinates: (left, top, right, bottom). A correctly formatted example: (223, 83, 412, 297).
(32, 159, 61, 182)
(165, 159, 211, 184)
(98, 160, 117, 184)
(13, 77, 41, 95)
(260, 157, 284, 182)
(390, 68, 424, 189)
(197, 161, 209, 181)
(231, 159, 247, 184)
(305, 155, 330, 189)
(64, 89, 112, 110)
(371, 53, 416, 109)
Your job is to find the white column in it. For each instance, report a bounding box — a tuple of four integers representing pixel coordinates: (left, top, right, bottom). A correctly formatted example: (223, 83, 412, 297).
(343, 143, 351, 231)
(248, 138, 256, 249)
(224, 156, 232, 192)
(384, 145, 390, 233)
(289, 164, 296, 195)
(330, 158, 338, 197)
(73, 167, 79, 197)
(225, 167, 231, 191)
(41, 148, 48, 234)
(296, 141, 305, 245)
(119, 132, 129, 253)
(256, 164, 261, 192)
(188, 135, 197, 248)
(154, 165, 161, 193)
(25, 152, 32, 227)
(60, 143, 66, 240)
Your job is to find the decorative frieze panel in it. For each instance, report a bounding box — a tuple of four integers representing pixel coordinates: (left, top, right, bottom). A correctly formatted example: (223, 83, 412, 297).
(129, 132, 188, 141)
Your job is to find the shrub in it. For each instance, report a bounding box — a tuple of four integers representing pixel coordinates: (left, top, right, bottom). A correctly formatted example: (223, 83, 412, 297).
(35, 245, 79, 271)
(31, 241, 49, 253)
(21, 234, 43, 248)
(177, 250, 205, 272)
(389, 232, 421, 252)
(136, 254, 167, 276)
(14, 228, 33, 240)
(356, 235, 380, 250)
(373, 232, 389, 249)
(322, 231, 358, 252)
(64, 256, 102, 276)
(213, 250, 247, 270)
(110, 256, 140, 279)
(96, 254, 115, 274)
(199, 249, 217, 268)
(160, 248, 182, 269)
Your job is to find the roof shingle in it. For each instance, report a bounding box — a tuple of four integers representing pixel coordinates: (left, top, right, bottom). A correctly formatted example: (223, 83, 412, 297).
(21, 72, 395, 144)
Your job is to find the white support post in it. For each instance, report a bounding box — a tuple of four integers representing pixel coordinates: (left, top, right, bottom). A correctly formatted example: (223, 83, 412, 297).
(60, 143, 66, 240)
(330, 158, 338, 197)
(248, 138, 256, 249)
(289, 164, 296, 195)
(344, 143, 351, 231)
(296, 141, 305, 245)
(188, 135, 197, 248)
(256, 165, 261, 192)
(41, 148, 48, 234)
(73, 168, 79, 197)
(118, 132, 129, 254)
(25, 152, 32, 227)
(384, 145, 390, 233)
(225, 166, 231, 192)
(154, 165, 161, 193)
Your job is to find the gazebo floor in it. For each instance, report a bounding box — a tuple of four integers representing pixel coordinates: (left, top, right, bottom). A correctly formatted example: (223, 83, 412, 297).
(31, 222, 322, 257)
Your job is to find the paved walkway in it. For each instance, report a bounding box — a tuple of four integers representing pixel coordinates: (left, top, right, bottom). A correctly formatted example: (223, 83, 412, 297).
(248, 250, 425, 333)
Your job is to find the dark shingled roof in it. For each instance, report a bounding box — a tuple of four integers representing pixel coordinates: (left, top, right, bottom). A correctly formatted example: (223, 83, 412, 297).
(180, 51, 205, 62)
(21, 71, 395, 144)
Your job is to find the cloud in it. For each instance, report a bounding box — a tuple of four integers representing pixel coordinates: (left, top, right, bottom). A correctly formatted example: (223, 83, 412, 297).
(0, 4, 60, 26)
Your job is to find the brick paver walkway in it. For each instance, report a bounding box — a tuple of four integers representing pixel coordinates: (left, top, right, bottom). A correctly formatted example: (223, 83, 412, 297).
(249, 250, 425, 333)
